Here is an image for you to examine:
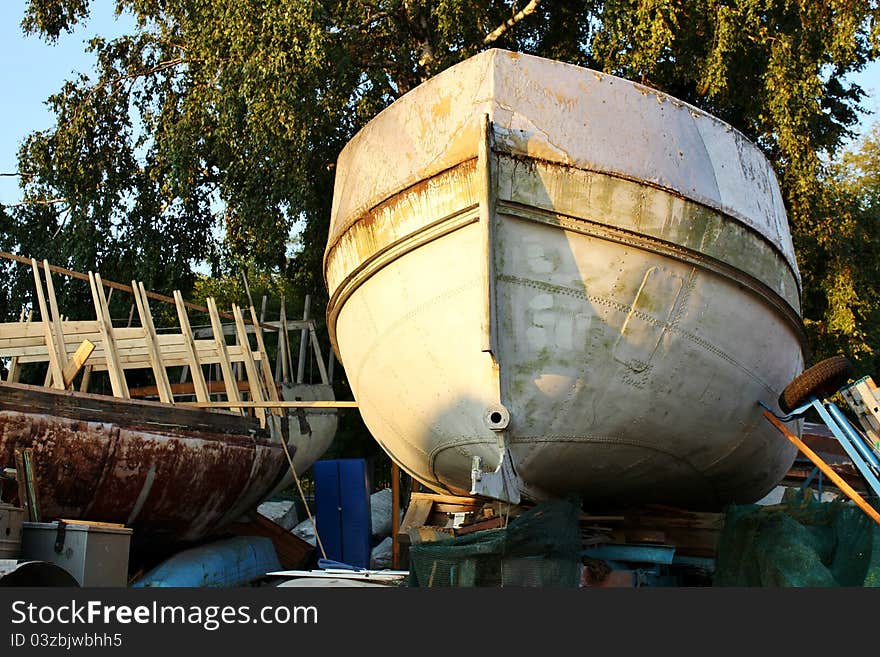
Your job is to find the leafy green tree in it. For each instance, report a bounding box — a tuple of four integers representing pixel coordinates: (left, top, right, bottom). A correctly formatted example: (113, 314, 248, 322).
(3, 0, 880, 371)
(805, 126, 880, 376)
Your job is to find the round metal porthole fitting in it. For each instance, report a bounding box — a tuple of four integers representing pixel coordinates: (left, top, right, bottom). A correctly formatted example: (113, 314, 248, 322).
(485, 404, 510, 432)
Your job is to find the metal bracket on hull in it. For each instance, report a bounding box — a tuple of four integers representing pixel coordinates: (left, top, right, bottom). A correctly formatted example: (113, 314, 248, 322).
(470, 448, 522, 505)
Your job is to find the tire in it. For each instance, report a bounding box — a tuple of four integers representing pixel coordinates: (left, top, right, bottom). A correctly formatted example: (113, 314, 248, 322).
(778, 355, 854, 413)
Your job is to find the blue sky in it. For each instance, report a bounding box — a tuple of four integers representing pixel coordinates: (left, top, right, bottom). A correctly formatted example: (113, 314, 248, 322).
(0, 4, 135, 205)
(1, 4, 879, 207)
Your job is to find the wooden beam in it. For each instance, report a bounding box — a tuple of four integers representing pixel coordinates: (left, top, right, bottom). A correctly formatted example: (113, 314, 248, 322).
(233, 304, 267, 426)
(0, 250, 281, 332)
(409, 491, 482, 505)
(79, 365, 92, 392)
(207, 297, 243, 413)
(454, 516, 505, 535)
(30, 259, 65, 389)
(89, 272, 129, 398)
(133, 280, 173, 404)
(248, 303, 282, 416)
(174, 290, 210, 404)
(279, 297, 291, 384)
(297, 294, 310, 384)
(398, 498, 435, 547)
(42, 260, 70, 386)
(180, 400, 357, 409)
(309, 325, 330, 385)
(61, 339, 95, 388)
(13, 450, 30, 522)
(0, 319, 102, 342)
(14, 448, 40, 523)
(6, 309, 31, 383)
(59, 519, 125, 528)
(129, 379, 272, 399)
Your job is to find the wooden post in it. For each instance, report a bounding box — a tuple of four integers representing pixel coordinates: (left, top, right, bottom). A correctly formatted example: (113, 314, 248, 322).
(7, 309, 31, 383)
(279, 298, 291, 384)
(31, 260, 66, 389)
(61, 340, 95, 388)
(232, 304, 267, 426)
(89, 272, 129, 399)
(179, 400, 358, 409)
(274, 311, 283, 383)
(14, 448, 40, 523)
(248, 303, 283, 414)
(309, 323, 330, 385)
(13, 450, 29, 521)
(133, 281, 174, 404)
(79, 365, 92, 392)
(297, 295, 310, 384)
(173, 290, 210, 403)
(392, 460, 401, 569)
(207, 297, 243, 414)
(43, 260, 70, 385)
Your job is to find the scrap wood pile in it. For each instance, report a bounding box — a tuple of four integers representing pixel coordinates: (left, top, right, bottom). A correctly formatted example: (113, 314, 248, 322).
(580, 505, 724, 557)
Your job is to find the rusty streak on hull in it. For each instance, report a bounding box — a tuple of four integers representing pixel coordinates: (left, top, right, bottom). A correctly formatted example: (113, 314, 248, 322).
(0, 381, 288, 548)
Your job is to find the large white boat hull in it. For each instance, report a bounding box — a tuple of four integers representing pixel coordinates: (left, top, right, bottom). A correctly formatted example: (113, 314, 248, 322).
(324, 50, 805, 508)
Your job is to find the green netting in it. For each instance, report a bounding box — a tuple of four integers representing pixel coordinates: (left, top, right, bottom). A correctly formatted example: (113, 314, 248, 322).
(408, 499, 582, 587)
(714, 488, 880, 587)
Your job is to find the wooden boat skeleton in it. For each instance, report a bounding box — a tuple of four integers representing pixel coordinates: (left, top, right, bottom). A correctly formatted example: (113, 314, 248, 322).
(0, 256, 344, 414)
(0, 255, 349, 546)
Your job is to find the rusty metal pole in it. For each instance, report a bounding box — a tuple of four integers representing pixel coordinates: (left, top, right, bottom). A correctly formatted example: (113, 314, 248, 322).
(391, 460, 401, 569)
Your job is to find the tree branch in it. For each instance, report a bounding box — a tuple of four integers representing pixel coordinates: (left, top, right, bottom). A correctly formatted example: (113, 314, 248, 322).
(6, 198, 68, 208)
(342, 11, 389, 33)
(483, 0, 542, 45)
(105, 57, 187, 92)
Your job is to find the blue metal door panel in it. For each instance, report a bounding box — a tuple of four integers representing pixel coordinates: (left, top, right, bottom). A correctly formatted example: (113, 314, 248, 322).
(313, 459, 372, 569)
(313, 460, 343, 563)
(338, 459, 372, 568)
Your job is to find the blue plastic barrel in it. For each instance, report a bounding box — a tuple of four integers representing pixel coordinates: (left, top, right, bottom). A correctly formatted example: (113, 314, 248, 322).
(131, 536, 282, 587)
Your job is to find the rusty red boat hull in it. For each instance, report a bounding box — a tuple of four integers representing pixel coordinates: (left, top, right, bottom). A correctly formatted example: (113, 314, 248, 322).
(0, 382, 288, 548)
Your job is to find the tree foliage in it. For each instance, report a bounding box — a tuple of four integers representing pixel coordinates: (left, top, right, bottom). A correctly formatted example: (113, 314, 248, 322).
(3, 0, 880, 371)
(805, 126, 880, 377)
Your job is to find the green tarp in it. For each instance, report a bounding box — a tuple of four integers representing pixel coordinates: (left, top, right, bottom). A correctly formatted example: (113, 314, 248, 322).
(715, 488, 880, 587)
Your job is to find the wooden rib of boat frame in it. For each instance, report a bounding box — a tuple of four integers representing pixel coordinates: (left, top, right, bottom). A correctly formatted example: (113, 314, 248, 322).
(0, 257, 356, 428)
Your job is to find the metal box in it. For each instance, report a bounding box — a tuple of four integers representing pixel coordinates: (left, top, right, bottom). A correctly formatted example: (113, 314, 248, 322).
(20, 521, 132, 587)
(0, 503, 23, 558)
(313, 459, 372, 568)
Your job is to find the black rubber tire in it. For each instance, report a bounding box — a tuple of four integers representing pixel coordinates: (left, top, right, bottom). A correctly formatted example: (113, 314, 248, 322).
(778, 355, 854, 413)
